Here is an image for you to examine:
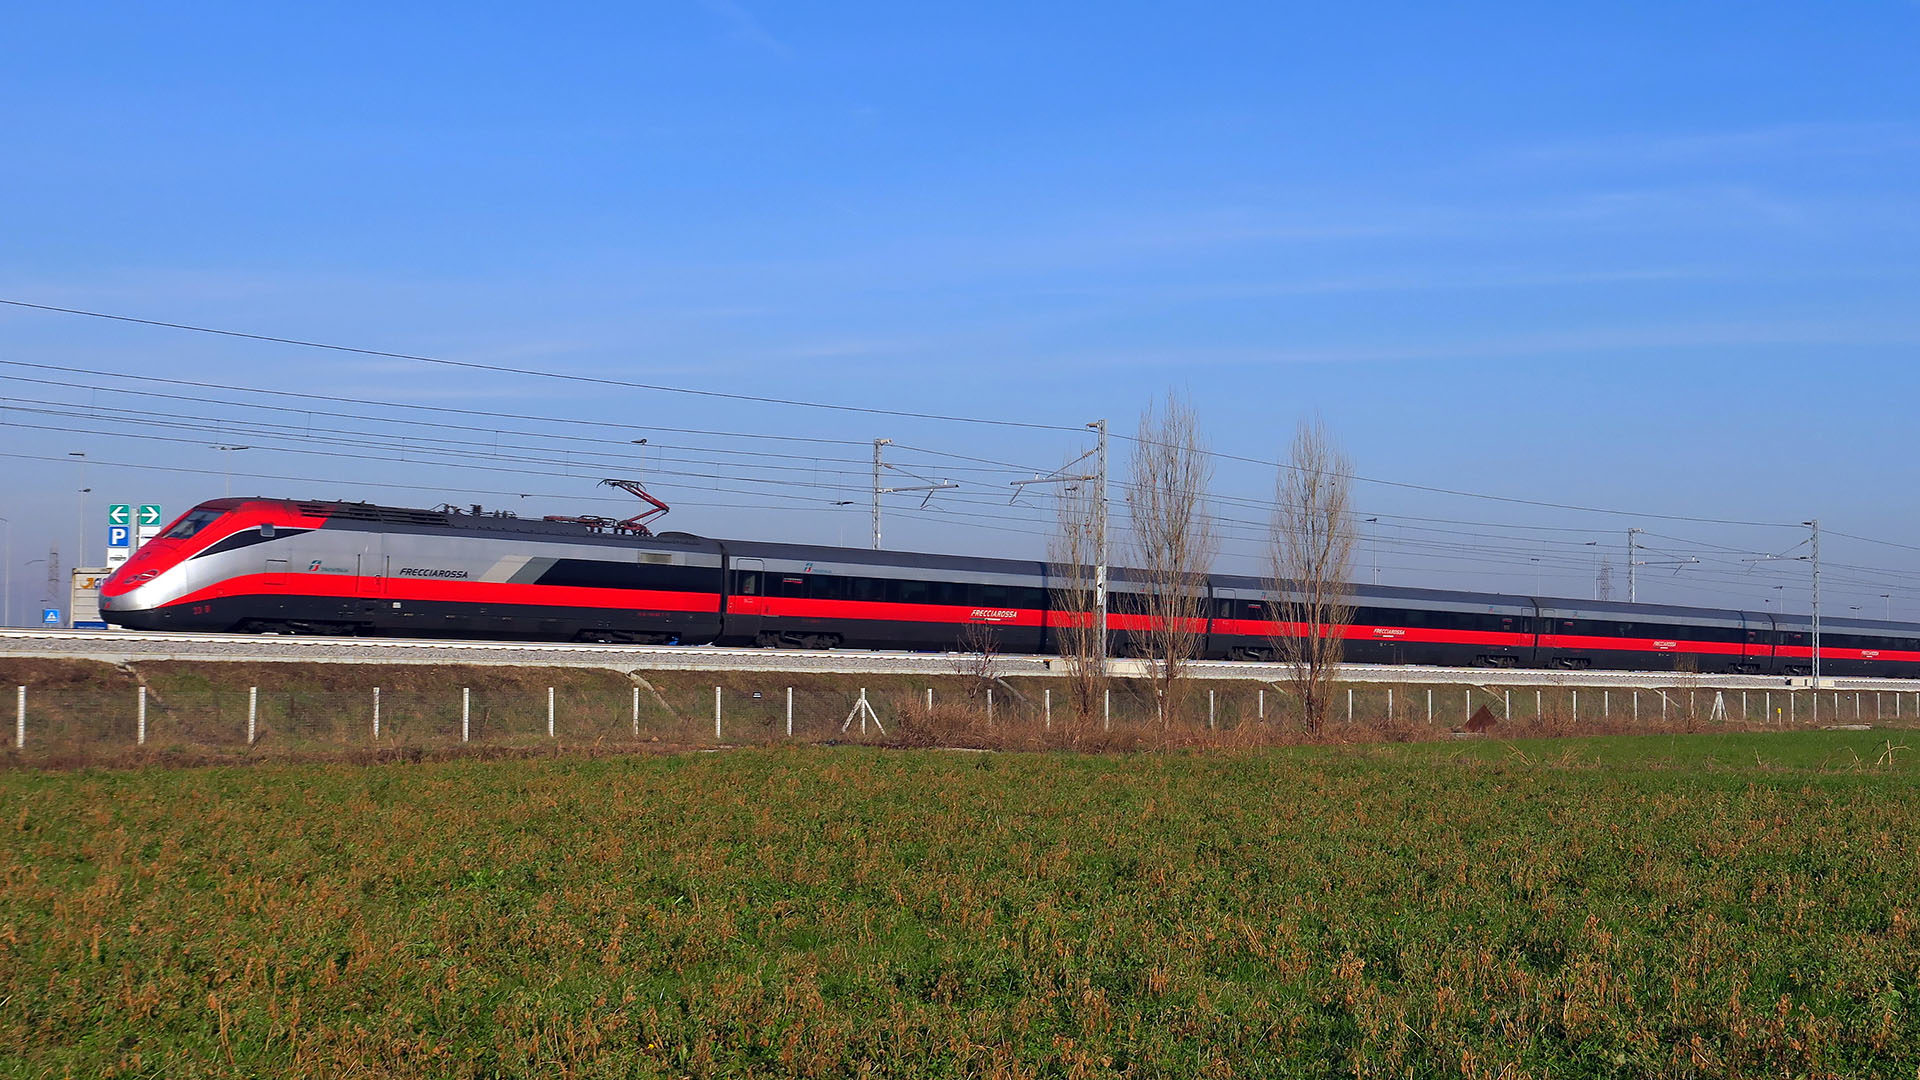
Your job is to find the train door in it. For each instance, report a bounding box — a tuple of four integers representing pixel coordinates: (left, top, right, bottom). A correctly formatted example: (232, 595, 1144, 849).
(727, 558, 764, 640)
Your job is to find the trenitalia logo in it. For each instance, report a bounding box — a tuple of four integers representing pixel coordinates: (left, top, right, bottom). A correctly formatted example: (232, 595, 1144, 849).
(970, 608, 1018, 622)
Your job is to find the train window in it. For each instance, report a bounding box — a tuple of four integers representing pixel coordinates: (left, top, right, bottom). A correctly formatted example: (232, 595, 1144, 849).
(847, 577, 883, 603)
(161, 509, 222, 540)
(980, 584, 1011, 606)
(898, 580, 931, 605)
(780, 576, 806, 598)
(736, 572, 760, 596)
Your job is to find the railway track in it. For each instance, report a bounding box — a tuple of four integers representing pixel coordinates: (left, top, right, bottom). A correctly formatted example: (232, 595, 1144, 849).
(3, 628, 1914, 691)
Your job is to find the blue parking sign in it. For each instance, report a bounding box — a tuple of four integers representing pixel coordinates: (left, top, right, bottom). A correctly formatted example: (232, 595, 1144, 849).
(107, 524, 131, 548)
(42, 609, 60, 626)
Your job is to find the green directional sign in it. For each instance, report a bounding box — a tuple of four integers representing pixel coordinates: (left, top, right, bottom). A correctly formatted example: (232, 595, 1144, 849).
(138, 504, 162, 526)
(107, 504, 131, 526)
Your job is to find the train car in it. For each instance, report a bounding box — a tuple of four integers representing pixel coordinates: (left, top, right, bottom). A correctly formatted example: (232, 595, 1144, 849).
(713, 540, 1052, 653)
(1768, 614, 1920, 678)
(1532, 599, 1763, 673)
(1204, 577, 1537, 666)
(100, 498, 727, 643)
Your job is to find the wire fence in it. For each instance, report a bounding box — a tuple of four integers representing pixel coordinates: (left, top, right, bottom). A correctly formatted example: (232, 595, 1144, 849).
(4, 680, 1916, 762)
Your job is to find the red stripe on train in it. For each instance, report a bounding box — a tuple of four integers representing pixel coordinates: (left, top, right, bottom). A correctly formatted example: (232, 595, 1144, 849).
(162, 574, 722, 614)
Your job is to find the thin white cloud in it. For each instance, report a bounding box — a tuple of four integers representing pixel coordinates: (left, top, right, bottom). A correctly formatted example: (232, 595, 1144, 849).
(696, 0, 790, 55)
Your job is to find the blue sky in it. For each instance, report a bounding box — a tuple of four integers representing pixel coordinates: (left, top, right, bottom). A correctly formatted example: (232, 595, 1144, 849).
(2, 2, 1917, 624)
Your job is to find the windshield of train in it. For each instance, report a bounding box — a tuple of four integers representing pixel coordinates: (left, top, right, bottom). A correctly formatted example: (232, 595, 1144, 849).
(159, 508, 223, 540)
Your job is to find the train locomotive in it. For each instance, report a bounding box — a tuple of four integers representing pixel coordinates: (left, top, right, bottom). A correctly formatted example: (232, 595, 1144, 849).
(98, 497, 1920, 678)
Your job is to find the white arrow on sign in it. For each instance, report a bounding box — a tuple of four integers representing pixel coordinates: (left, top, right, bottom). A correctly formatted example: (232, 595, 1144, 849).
(108, 504, 131, 526)
(138, 504, 162, 526)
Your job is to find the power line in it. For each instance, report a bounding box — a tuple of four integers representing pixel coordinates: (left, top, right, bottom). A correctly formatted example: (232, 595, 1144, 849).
(0, 299, 1080, 432)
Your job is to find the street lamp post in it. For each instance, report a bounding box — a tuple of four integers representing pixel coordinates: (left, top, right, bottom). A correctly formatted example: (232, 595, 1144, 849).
(69, 451, 87, 572)
(1365, 517, 1380, 585)
(0, 515, 10, 628)
(212, 445, 253, 498)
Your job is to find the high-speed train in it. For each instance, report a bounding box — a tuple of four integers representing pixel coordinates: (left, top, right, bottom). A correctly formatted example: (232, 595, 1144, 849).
(98, 497, 1920, 678)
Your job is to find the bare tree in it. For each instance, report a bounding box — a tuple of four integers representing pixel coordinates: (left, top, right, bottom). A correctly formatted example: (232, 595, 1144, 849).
(951, 620, 1004, 705)
(1269, 417, 1355, 734)
(1127, 391, 1215, 729)
(1047, 470, 1105, 724)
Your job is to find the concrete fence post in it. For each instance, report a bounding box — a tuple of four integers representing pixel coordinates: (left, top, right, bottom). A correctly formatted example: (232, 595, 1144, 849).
(462, 687, 470, 743)
(248, 686, 258, 745)
(1535, 689, 1542, 717)
(1347, 687, 1353, 723)
(137, 686, 147, 746)
(1765, 690, 1772, 725)
(786, 686, 794, 737)
(1386, 687, 1393, 720)
(986, 687, 994, 723)
(15, 686, 23, 749)
(1425, 688, 1432, 724)
(631, 687, 639, 738)
(1634, 690, 1640, 721)
(547, 686, 555, 738)
(1103, 688, 1111, 731)
(1742, 690, 1748, 721)
(1503, 690, 1510, 719)
(1258, 688, 1265, 721)
(1044, 688, 1051, 731)
(1208, 689, 1215, 730)
(373, 687, 381, 740)
(1791, 693, 1797, 725)
(1603, 690, 1609, 718)
(926, 687, 933, 713)
(1572, 689, 1578, 721)
(1463, 687, 1470, 722)
(714, 686, 722, 741)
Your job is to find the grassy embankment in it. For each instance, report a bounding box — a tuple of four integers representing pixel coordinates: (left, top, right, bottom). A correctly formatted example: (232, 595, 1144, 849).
(4, 732, 1919, 1077)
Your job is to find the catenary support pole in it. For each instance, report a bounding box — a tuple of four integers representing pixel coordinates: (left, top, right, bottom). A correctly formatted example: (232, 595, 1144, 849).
(1809, 518, 1821, 719)
(1093, 419, 1108, 669)
(872, 438, 891, 549)
(248, 686, 257, 745)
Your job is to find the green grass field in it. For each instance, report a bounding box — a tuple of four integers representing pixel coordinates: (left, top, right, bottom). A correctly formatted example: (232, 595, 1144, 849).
(5, 732, 1919, 1078)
